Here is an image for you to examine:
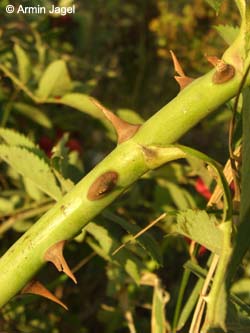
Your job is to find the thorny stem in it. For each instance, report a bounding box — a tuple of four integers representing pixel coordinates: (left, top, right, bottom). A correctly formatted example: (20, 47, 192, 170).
(0, 64, 247, 308)
(0, 64, 42, 103)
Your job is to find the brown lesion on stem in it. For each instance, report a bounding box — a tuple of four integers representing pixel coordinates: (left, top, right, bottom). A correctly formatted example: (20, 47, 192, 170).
(90, 98, 141, 144)
(206, 56, 235, 84)
(87, 171, 119, 201)
(44, 240, 77, 284)
(21, 280, 68, 310)
(141, 145, 159, 161)
(170, 50, 194, 90)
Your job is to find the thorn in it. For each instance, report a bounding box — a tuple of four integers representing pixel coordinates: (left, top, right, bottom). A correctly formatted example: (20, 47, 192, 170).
(170, 50, 185, 77)
(170, 50, 194, 90)
(44, 240, 77, 284)
(174, 76, 194, 90)
(206, 56, 235, 84)
(22, 280, 68, 310)
(206, 55, 221, 67)
(90, 97, 140, 143)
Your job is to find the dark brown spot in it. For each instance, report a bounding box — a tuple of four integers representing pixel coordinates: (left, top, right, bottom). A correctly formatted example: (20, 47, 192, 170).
(87, 171, 119, 201)
(141, 146, 158, 160)
(212, 63, 235, 84)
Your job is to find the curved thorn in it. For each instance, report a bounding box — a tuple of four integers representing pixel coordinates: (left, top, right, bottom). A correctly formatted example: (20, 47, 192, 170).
(44, 240, 77, 284)
(22, 280, 68, 310)
(90, 98, 140, 143)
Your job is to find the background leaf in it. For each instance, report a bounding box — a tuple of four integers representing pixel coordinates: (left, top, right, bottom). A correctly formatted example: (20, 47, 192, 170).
(174, 209, 223, 254)
(0, 145, 62, 201)
(103, 210, 163, 266)
(53, 93, 104, 119)
(14, 44, 31, 84)
(215, 25, 239, 45)
(0, 128, 35, 148)
(85, 220, 144, 284)
(13, 103, 52, 128)
(205, 0, 224, 13)
(36, 60, 72, 99)
(151, 280, 169, 333)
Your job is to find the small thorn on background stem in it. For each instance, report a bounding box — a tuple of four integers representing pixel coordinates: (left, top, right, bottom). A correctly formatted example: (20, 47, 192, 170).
(90, 97, 140, 143)
(21, 280, 68, 310)
(206, 55, 235, 84)
(170, 50, 194, 90)
(44, 240, 77, 284)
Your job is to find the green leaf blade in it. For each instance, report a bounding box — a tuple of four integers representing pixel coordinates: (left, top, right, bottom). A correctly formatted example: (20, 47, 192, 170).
(36, 60, 72, 99)
(14, 44, 31, 84)
(0, 128, 35, 148)
(0, 145, 62, 201)
(174, 209, 223, 254)
(13, 103, 52, 128)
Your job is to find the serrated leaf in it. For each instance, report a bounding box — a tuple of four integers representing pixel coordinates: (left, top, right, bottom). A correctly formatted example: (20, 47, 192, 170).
(0, 128, 35, 148)
(215, 25, 239, 45)
(205, 0, 224, 13)
(13, 103, 52, 128)
(14, 44, 31, 84)
(85, 221, 143, 284)
(103, 210, 163, 265)
(36, 60, 72, 99)
(0, 145, 62, 201)
(174, 209, 223, 254)
(23, 177, 44, 201)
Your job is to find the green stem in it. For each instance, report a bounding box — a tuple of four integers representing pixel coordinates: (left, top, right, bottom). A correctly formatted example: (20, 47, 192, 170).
(0, 201, 54, 236)
(0, 89, 20, 127)
(0, 65, 42, 103)
(202, 221, 233, 331)
(172, 268, 191, 332)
